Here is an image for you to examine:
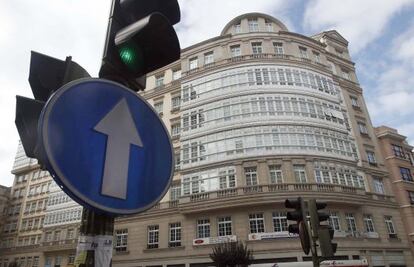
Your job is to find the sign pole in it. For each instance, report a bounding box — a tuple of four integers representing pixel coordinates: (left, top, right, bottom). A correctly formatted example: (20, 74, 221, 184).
(75, 207, 115, 267)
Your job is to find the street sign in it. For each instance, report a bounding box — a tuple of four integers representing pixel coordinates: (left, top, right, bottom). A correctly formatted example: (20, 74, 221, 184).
(38, 78, 174, 215)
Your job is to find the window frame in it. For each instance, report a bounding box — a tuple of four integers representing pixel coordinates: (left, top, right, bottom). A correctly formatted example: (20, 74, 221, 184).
(249, 213, 265, 234)
(115, 229, 128, 252)
(169, 222, 182, 247)
(217, 216, 232, 236)
(197, 219, 211, 238)
(147, 225, 159, 249)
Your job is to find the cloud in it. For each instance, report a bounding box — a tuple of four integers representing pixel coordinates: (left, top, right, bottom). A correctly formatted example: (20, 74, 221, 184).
(303, 0, 414, 53)
(0, 0, 298, 187)
(366, 20, 414, 144)
(0, 0, 111, 186)
(177, 0, 292, 48)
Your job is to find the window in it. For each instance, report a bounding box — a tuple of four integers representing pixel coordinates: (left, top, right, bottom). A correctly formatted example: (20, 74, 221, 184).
(272, 212, 288, 232)
(218, 216, 232, 236)
(245, 167, 258, 186)
(329, 212, 341, 231)
(55, 256, 62, 266)
(147, 225, 159, 249)
(68, 254, 75, 265)
(67, 229, 74, 239)
(313, 51, 320, 63)
(172, 69, 181, 80)
(189, 57, 198, 70)
(363, 215, 375, 233)
(44, 258, 52, 267)
(197, 219, 210, 238)
(230, 45, 241, 58)
(350, 96, 359, 108)
(342, 70, 351, 80)
(248, 18, 259, 32)
(273, 42, 284, 55)
(154, 101, 163, 115)
(251, 42, 263, 54)
(392, 144, 405, 158)
(54, 230, 61, 241)
(327, 61, 337, 74)
(249, 213, 265, 233)
(219, 169, 236, 189)
(169, 222, 181, 247)
(335, 48, 344, 57)
(384, 216, 397, 238)
(155, 75, 164, 87)
(357, 122, 369, 135)
(45, 231, 52, 242)
(265, 20, 273, 31)
(345, 213, 357, 234)
(269, 165, 283, 184)
(299, 47, 308, 58)
(234, 22, 241, 33)
(204, 52, 214, 65)
(171, 95, 181, 110)
(373, 178, 385, 194)
(174, 152, 180, 171)
(366, 151, 377, 165)
(171, 123, 181, 138)
(115, 229, 128, 252)
(170, 184, 181, 201)
(408, 191, 414, 204)
(400, 167, 413, 181)
(294, 165, 307, 183)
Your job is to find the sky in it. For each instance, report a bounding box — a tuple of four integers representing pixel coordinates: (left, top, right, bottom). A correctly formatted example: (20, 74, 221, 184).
(1, 0, 414, 186)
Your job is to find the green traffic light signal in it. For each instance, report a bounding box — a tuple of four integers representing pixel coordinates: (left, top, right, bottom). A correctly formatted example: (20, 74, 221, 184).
(118, 42, 144, 73)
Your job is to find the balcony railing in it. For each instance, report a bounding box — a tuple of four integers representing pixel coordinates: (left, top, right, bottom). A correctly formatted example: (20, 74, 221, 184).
(141, 183, 393, 215)
(182, 53, 330, 77)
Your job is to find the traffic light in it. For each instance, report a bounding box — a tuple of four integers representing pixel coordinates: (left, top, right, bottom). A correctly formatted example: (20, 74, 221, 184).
(285, 198, 310, 255)
(308, 199, 337, 258)
(99, 0, 181, 91)
(318, 226, 337, 257)
(15, 51, 90, 160)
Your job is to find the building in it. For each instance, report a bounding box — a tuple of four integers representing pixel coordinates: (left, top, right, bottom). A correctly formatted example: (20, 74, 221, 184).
(0, 142, 46, 266)
(375, 126, 414, 255)
(1, 12, 413, 267)
(112, 13, 413, 267)
(0, 185, 11, 237)
(41, 181, 82, 267)
(0, 142, 81, 267)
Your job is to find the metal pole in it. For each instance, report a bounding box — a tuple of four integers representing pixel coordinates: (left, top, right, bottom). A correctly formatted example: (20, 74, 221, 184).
(75, 207, 115, 267)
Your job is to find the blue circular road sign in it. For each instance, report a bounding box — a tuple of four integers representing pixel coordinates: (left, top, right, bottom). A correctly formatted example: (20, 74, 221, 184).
(38, 78, 174, 215)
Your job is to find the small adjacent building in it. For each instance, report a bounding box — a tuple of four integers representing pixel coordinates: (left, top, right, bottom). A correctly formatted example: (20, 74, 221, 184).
(375, 126, 414, 254)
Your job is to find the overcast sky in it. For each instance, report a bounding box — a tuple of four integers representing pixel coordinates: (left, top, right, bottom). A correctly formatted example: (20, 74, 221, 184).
(1, 0, 414, 187)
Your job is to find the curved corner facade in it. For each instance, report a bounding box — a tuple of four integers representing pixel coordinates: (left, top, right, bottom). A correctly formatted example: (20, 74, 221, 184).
(0, 13, 413, 267)
(112, 13, 414, 267)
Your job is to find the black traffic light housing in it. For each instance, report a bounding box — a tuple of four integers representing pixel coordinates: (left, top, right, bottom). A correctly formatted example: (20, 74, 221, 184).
(15, 51, 90, 161)
(308, 199, 337, 258)
(318, 226, 338, 258)
(285, 198, 310, 255)
(99, 0, 181, 91)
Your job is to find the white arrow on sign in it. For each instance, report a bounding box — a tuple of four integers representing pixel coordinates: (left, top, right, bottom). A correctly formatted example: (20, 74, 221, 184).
(94, 98, 143, 200)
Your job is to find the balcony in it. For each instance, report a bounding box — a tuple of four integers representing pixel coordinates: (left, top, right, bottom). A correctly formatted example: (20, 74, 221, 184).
(41, 238, 77, 251)
(143, 183, 393, 215)
(182, 53, 331, 77)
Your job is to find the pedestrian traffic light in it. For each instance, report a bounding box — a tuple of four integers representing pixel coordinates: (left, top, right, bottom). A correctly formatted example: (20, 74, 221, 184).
(99, 0, 181, 91)
(308, 199, 329, 236)
(15, 51, 90, 160)
(318, 226, 337, 258)
(285, 198, 310, 255)
(308, 199, 337, 257)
